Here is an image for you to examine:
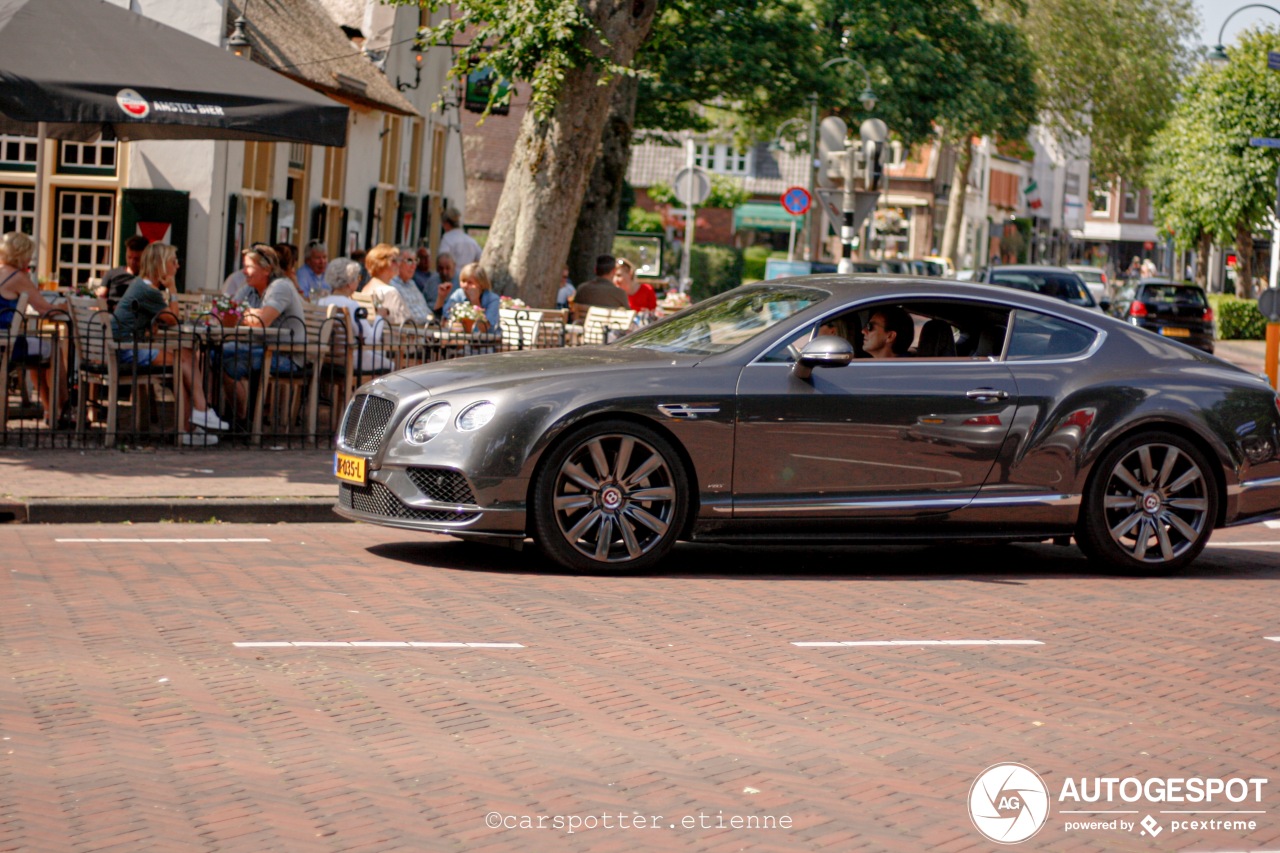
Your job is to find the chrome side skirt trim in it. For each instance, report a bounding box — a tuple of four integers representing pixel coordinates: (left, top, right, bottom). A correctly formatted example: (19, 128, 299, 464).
(714, 493, 1079, 514)
(1230, 475, 1280, 496)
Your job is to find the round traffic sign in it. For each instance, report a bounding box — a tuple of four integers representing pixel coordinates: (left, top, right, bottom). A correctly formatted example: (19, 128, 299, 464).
(781, 186, 811, 216)
(1260, 287, 1280, 322)
(672, 166, 711, 206)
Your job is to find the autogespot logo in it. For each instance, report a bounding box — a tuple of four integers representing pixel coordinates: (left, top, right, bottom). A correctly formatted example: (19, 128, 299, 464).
(969, 763, 1051, 844)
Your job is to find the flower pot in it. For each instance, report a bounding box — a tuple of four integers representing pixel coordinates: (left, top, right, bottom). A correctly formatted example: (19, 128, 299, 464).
(458, 318, 475, 333)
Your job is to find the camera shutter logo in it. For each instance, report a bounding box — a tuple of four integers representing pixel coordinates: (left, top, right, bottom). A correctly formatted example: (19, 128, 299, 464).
(116, 88, 150, 118)
(969, 763, 1050, 844)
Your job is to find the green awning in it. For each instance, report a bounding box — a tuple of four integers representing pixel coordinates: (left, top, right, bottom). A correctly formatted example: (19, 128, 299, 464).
(734, 201, 801, 233)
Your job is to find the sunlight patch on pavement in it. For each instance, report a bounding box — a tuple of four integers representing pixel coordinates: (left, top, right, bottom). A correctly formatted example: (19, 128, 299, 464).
(234, 641, 524, 649)
(792, 639, 1043, 647)
(56, 537, 272, 543)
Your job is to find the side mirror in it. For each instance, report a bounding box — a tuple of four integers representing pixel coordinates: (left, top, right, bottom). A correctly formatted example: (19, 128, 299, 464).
(793, 335, 854, 380)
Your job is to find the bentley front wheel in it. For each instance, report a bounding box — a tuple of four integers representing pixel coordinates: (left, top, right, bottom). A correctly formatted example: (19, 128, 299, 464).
(533, 421, 688, 572)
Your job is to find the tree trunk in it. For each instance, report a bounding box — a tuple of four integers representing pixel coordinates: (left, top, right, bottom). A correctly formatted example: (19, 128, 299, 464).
(1235, 222, 1255, 299)
(482, 1, 657, 304)
(1195, 231, 1210, 288)
(567, 75, 640, 288)
(940, 139, 972, 269)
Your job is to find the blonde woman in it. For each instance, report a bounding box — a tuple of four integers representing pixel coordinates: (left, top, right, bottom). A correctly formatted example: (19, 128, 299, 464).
(0, 231, 66, 426)
(112, 243, 229, 444)
(360, 243, 412, 327)
(443, 262, 501, 332)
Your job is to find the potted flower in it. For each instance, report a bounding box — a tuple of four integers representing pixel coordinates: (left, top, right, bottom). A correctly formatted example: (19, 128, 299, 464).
(498, 295, 527, 310)
(208, 294, 244, 327)
(449, 299, 486, 333)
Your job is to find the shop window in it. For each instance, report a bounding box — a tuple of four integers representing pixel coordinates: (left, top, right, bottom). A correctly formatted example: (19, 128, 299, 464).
(54, 188, 114, 288)
(0, 135, 38, 173)
(57, 141, 118, 176)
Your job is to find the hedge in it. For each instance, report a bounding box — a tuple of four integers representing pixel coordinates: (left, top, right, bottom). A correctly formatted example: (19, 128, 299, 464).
(742, 245, 773, 283)
(1208, 294, 1266, 340)
(689, 244, 745, 301)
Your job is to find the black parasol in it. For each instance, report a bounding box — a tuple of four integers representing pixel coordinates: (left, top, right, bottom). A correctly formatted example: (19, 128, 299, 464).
(0, 0, 347, 147)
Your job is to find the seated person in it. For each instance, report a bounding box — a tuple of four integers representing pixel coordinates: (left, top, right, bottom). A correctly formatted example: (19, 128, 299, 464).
(861, 306, 914, 359)
(442, 263, 502, 334)
(219, 245, 306, 420)
(317, 257, 394, 374)
(96, 234, 149, 312)
(113, 243, 228, 444)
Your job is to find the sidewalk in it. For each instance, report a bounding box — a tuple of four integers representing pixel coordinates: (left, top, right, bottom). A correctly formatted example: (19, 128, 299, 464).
(0, 448, 341, 524)
(1, 340, 1274, 525)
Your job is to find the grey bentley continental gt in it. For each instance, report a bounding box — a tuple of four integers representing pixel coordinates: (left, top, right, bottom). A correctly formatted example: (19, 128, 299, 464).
(334, 278, 1280, 574)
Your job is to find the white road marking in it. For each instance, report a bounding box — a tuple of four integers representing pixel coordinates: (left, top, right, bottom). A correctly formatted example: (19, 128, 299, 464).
(1265, 520, 1280, 529)
(1206, 541, 1280, 548)
(56, 537, 272, 543)
(792, 640, 1043, 647)
(1265, 637, 1280, 642)
(234, 641, 524, 649)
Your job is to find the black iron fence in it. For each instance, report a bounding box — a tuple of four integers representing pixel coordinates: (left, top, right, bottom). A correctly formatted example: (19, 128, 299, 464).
(3, 300, 635, 450)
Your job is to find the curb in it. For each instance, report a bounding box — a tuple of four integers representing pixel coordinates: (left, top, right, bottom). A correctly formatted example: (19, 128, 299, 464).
(9, 497, 348, 525)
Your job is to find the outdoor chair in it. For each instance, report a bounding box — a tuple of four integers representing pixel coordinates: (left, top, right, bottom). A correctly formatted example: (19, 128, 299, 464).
(580, 306, 636, 345)
(69, 296, 179, 446)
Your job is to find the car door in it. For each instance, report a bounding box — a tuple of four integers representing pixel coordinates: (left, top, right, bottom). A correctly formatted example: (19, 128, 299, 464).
(732, 356, 1019, 520)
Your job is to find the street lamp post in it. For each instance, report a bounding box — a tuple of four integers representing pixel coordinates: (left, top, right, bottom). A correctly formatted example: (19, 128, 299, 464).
(1207, 3, 1280, 65)
(1210, 3, 1280, 388)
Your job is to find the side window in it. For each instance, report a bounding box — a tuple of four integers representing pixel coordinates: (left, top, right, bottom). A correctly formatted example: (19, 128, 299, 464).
(1006, 311, 1097, 360)
(759, 310, 862, 362)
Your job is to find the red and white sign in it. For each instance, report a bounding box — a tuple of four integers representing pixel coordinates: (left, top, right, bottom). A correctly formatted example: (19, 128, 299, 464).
(116, 88, 150, 119)
(137, 222, 171, 245)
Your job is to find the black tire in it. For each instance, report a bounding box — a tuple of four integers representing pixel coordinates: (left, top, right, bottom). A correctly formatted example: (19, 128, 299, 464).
(533, 420, 689, 572)
(1076, 431, 1217, 574)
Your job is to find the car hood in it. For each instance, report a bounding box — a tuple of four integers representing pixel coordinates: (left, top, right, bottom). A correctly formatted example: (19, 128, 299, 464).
(388, 345, 704, 395)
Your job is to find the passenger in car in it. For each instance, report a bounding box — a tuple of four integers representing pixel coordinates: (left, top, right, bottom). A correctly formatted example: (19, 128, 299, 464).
(861, 306, 914, 358)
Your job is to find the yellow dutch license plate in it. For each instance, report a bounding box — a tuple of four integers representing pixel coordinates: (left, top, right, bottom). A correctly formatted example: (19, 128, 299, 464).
(334, 452, 367, 485)
(1161, 327, 1191, 338)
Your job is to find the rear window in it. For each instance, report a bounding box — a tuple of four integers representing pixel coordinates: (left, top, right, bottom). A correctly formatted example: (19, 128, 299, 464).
(989, 271, 1096, 308)
(1006, 311, 1097, 360)
(1139, 284, 1207, 308)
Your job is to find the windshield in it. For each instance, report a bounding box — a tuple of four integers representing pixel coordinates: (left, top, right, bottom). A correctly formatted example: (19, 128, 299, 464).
(619, 284, 828, 355)
(989, 271, 1096, 308)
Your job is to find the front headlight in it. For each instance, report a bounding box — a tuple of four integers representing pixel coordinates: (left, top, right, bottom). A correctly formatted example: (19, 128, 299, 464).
(456, 401, 496, 432)
(405, 403, 452, 444)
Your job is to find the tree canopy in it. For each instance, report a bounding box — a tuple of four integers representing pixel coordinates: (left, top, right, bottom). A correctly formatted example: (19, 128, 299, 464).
(998, 0, 1198, 183)
(1147, 27, 1280, 295)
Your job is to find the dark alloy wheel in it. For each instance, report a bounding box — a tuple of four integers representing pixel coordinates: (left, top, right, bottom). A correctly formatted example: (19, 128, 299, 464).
(534, 421, 689, 571)
(1077, 431, 1217, 573)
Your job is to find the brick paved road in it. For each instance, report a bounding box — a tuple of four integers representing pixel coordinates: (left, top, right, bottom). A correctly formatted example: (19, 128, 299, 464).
(2, 523, 1279, 852)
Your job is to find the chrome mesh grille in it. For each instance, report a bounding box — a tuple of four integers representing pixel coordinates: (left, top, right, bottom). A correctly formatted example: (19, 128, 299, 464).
(339, 481, 478, 523)
(406, 467, 477, 505)
(341, 394, 396, 452)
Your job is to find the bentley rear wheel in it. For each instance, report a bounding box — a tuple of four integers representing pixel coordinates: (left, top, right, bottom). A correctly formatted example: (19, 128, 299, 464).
(1077, 431, 1217, 574)
(533, 420, 688, 572)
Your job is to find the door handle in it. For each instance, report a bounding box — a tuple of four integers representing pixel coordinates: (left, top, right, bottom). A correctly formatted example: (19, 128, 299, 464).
(966, 388, 1009, 402)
